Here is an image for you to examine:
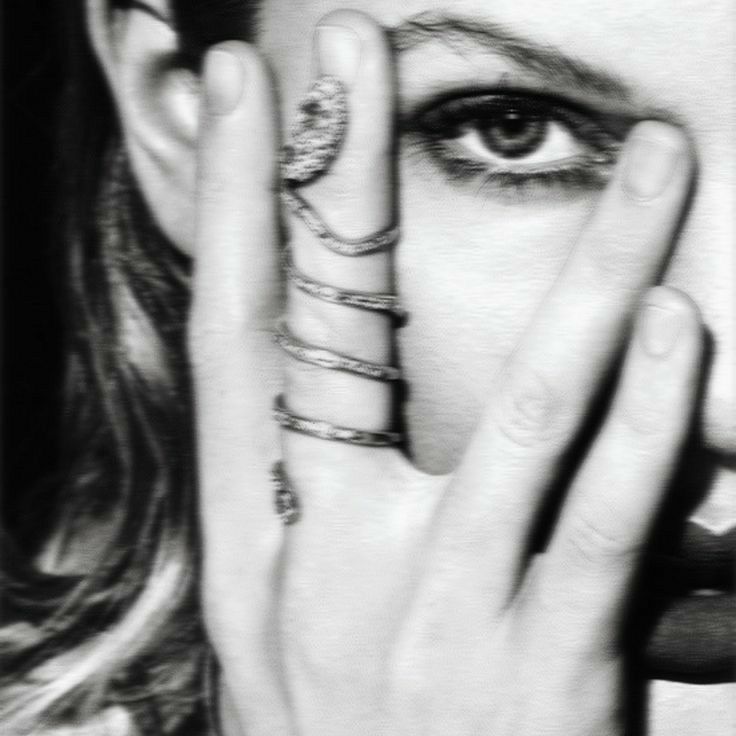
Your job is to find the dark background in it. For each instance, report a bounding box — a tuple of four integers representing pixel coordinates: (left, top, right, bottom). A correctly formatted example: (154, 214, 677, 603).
(2, 3, 64, 529)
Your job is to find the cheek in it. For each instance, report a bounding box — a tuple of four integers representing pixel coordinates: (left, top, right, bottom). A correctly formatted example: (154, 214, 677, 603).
(396, 164, 598, 473)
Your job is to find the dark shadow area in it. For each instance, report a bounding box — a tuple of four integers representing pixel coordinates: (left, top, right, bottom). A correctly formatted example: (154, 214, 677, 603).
(2, 3, 65, 536)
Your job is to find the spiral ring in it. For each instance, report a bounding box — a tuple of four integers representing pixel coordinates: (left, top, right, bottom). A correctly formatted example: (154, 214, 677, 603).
(272, 75, 404, 522)
(272, 461, 301, 525)
(285, 252, 405, 319)
(275, 319, 401, 382)
(273, 395, 402, 447)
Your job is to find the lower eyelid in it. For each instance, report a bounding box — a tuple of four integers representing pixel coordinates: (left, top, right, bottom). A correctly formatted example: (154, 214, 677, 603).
(404, 133, 619, 198)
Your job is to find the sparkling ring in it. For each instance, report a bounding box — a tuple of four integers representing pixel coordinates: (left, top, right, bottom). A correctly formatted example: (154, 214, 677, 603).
(273, 394, 402, 447)
(271, 74, 403, 523)
(285, 251, 406, 319)
(280, 74, 400, 257)
(281, 75, 348, 185)
(274, 319, 401, 382)
(282, 188, 400, 257)
(271, 461, 300, 525)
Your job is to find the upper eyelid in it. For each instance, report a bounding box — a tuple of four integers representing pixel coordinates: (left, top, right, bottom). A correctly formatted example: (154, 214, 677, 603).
(399, 72, 643, 122)
(412, 88, 596, 115)
(403, 89, 632, 143)
(421, 95, 589, 130)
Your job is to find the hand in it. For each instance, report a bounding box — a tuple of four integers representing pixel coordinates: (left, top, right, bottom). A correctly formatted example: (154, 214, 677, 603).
(188, 10, 700, 736)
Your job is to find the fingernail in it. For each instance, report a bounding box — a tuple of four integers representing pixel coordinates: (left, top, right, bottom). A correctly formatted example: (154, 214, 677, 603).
(204, 49, 245, 115)
(639, 303, 683, 357)
(316, 25, 362, 86)
(623, 136, 682, 201)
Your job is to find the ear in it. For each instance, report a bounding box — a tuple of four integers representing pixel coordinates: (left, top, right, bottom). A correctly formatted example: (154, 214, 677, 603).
(86, 0, 200, 254)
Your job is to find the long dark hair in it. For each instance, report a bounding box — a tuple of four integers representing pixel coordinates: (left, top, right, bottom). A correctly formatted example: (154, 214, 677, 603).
(1, 2, 259, 732)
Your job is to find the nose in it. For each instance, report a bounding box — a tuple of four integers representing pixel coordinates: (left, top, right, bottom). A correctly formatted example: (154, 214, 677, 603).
(663, 139, 735, 458)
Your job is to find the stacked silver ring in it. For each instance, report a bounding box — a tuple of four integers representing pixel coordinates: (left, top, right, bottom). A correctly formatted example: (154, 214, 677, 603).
(272, 75, 404, 524)
(272, 461, 300, 525)
(274, 319, 401, 382)
(285, 254, 405, 319)
(273, 395, 402, 448)
(281, 189, 401, 257)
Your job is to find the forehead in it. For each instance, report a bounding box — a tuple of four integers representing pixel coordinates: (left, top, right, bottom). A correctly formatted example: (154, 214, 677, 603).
(261, 0, 735, 137)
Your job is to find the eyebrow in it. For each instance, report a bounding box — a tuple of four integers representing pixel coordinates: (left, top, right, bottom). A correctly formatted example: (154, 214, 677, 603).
(389, 12, 634, 101)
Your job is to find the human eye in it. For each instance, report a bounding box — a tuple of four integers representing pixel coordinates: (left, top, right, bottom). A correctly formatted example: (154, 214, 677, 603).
(403, 91, 628, 198)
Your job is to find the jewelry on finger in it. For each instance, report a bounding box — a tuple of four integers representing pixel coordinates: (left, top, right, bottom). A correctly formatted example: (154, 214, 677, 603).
(274, 319, 401, 382)
(280, 73, 400, 256)
(273, 73, 403, 454)
(281, 75, 348, 185)
(282, 188, 400, 257)
(271, 461, 300, 525)
(284, 251, 406, 319)
(273, 394, 402, 447)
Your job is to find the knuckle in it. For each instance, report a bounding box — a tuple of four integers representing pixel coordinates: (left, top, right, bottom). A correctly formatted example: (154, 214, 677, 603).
(306, 162, 391, 235)
(584, 228, 649, 287)
(322, 181, 363, 220)
(188, 310, 269, 370)
(290, 301, 341, 348)
(493, 368, 568, 449)
(289, 298, 369, 357)
(618, 399, 668, 438)
(311, 179, 377, 235)
(564, 502, 640, 571)
(616, 376, 674, 440)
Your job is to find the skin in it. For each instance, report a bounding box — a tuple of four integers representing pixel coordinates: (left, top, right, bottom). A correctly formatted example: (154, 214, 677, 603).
(257, 0, 735, 492)
(88, 0, 734, 733)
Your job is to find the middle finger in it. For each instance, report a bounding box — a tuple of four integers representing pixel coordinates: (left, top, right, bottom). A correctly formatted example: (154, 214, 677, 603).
(282, 10, 399, 441)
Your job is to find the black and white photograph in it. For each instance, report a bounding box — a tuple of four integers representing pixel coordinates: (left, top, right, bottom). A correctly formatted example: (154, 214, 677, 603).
(2, 2, 735, 734)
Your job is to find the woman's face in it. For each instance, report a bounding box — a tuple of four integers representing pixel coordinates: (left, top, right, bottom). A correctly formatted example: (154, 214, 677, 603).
(259, 0, 735, 531)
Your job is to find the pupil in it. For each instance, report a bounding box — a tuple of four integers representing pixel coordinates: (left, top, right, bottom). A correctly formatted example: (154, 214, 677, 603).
(500, 112, 525, 136)
(479, 108, 547, 159)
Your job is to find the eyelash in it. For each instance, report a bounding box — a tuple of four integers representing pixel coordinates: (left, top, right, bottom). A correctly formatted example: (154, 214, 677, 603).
(402, 91, 626, 197)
